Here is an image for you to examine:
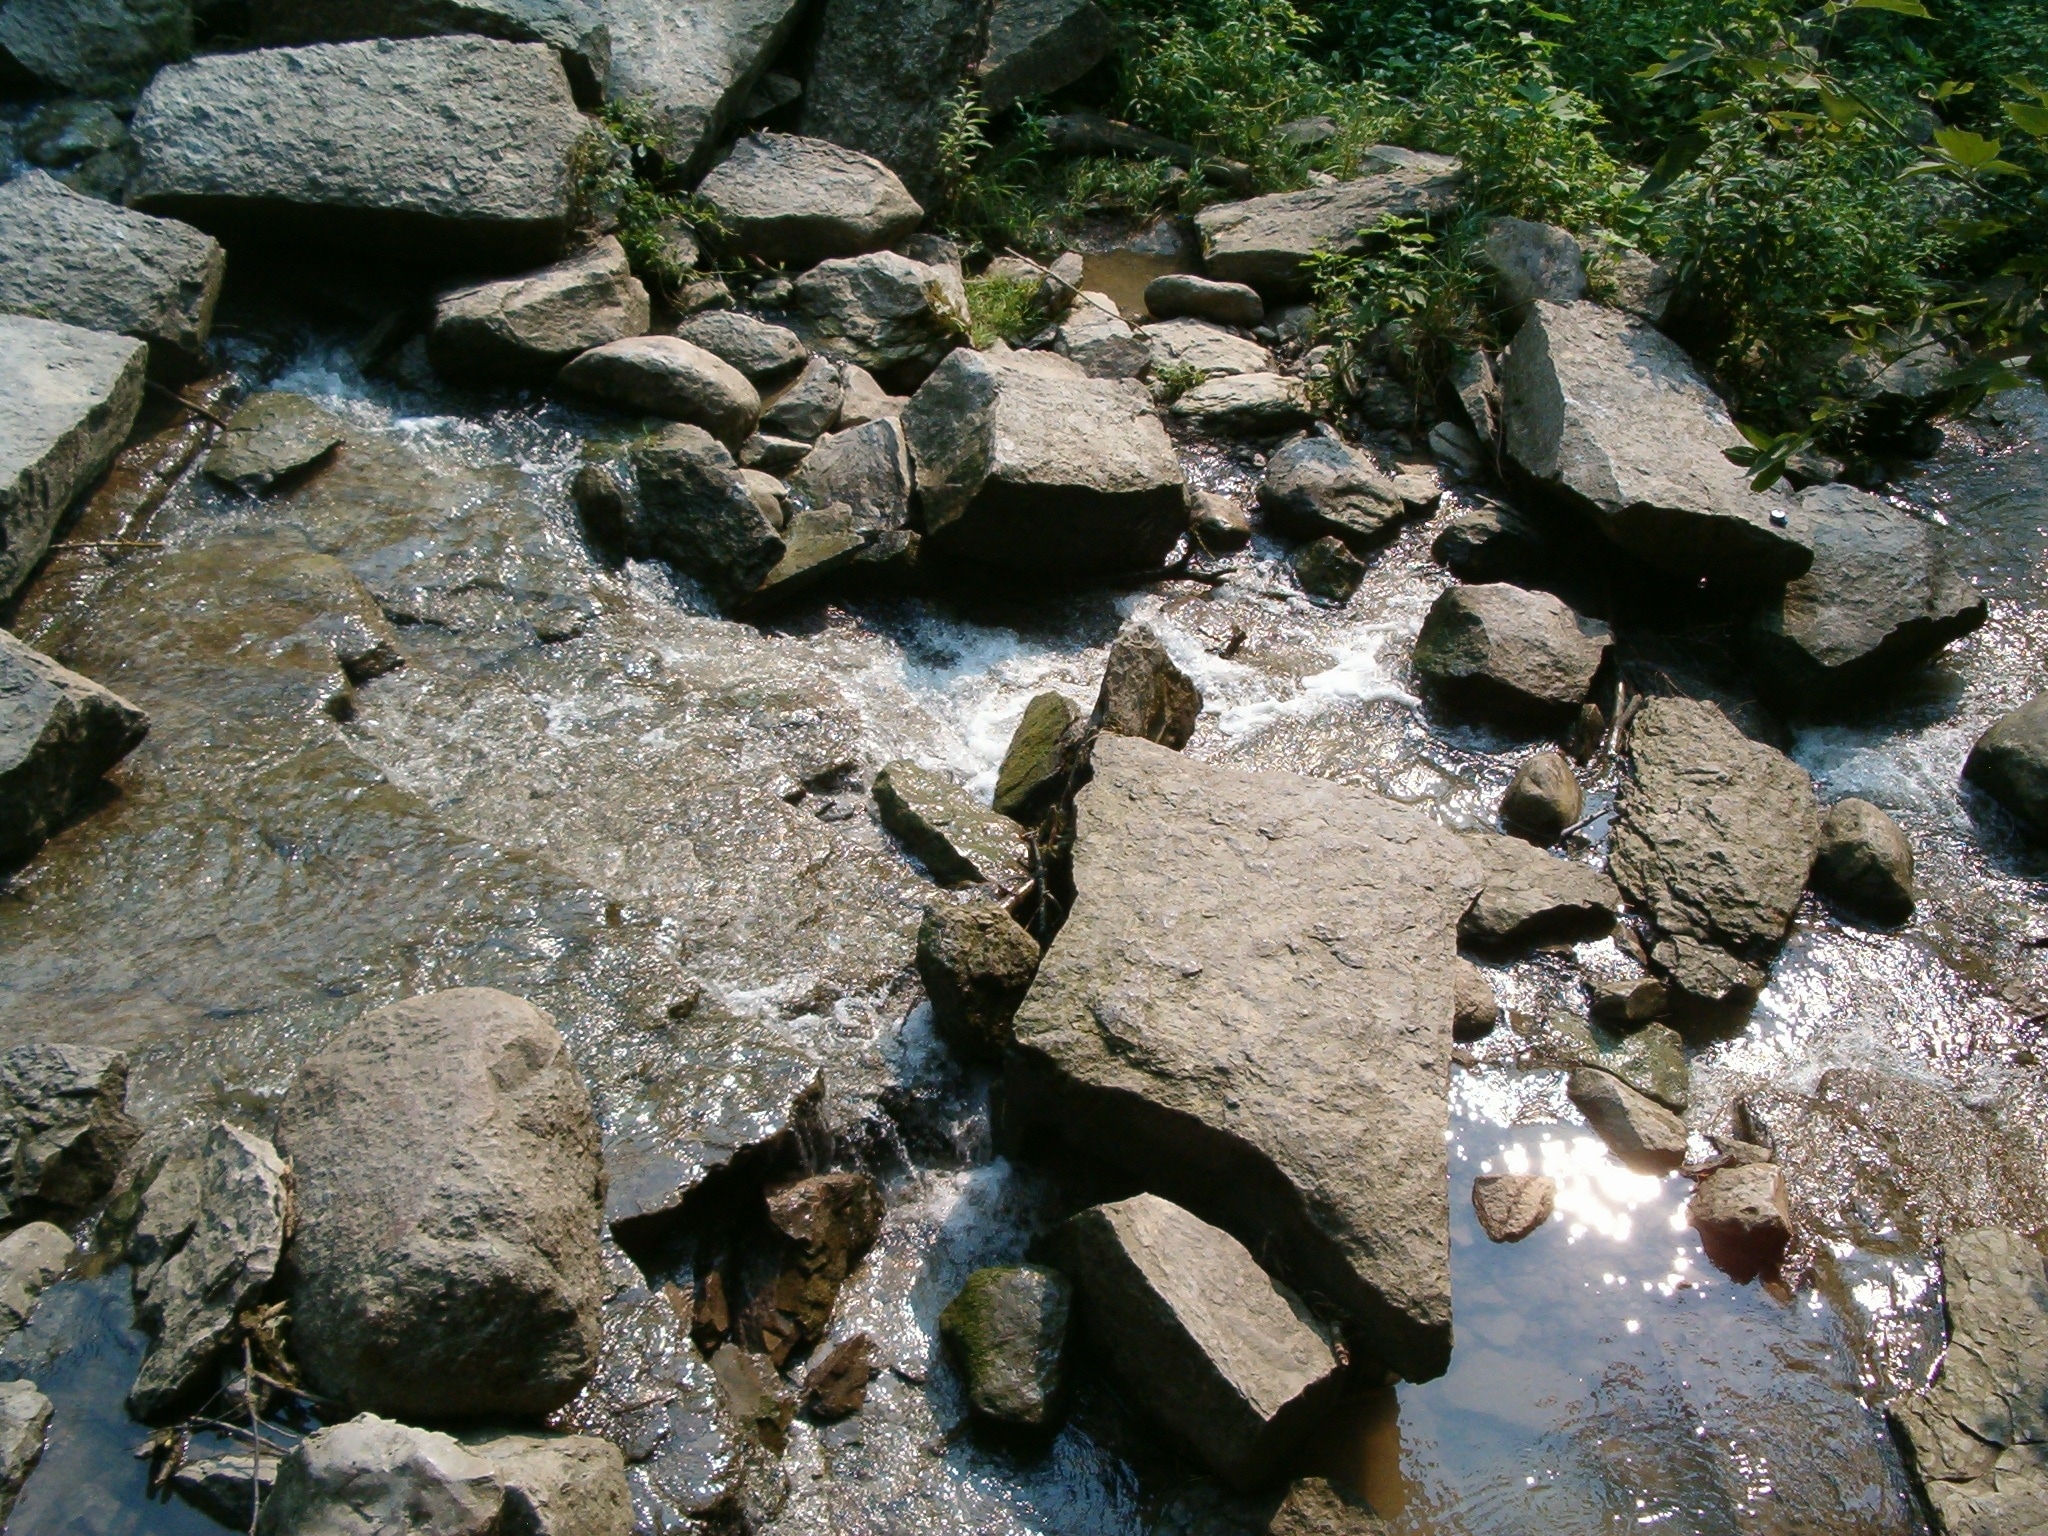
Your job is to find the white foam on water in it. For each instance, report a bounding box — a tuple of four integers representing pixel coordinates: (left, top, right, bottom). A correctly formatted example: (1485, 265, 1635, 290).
(1210, 625, 1420, 738)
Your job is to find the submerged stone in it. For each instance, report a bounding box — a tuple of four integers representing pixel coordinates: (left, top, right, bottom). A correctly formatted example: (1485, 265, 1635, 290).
(203, 392, 347, 494)
(1007, 735, 1480, 1381)
(940, 1264, 1071, 1429)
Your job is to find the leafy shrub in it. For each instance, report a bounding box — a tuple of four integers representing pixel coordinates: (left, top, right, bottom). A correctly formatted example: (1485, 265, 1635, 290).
(1308, 214, 1493, 411)
(964, 275, 1044, 348)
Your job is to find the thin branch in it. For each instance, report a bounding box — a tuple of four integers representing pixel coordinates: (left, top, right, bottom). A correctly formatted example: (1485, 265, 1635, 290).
(993, 248, 1123, 324)
(246, 1340, 261, 1536)
(145, 378, 235, 430)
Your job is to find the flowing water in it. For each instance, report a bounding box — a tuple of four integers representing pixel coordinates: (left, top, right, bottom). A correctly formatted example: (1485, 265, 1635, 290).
(3, 282, 2045, 1534)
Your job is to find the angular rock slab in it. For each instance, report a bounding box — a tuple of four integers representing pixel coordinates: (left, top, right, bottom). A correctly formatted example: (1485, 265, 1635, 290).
(1567, 1066, 1686, 1175)
(1170, 371, 1312, 437)
(257, 1414, 503, 1536)
(1265, 1477, 1388, 1536)
(1194, 149, 1464, 295)
(980, 0, 1112, 111)
(1610, 697, 1819, 966)
(0, 0, 189, 95)
(1007, 735, 1481, 1380)
(0, 628, 150, 868)
(0, 172, 225, 377)
(131, 36, 588, 270)
(0, 1379, 50, 1526)
(276, 987, 606, 1420)
(129, 1122, 293, 1420)
(1457, 830, 1618, 949)
(0, 1044, 138, 1219)
(1889, 1228, 2048, 1535)
(1046, 1193, 1341, 1490)
(1762, 489, 1987, 710)
(429, 236, 650, 384)
(203, 393, 347, 495)
(462, 1430, 633, 1536)
(1143, 316, 1272, 378)
(697, 132, 922, 268)
(1093, 619, 1200, 749)
(1500, 301, 1811, 584)
(873, 759, 1029, 891)
(906, 348, 1186, 579)
(917, 897, 1041, 1062)
(248, 0, 613, 107)
(1964, 695, 2048, 839)
(790, 251, 969, 394)
(595, 0, 807, 174)
(0, 314, 147, 603)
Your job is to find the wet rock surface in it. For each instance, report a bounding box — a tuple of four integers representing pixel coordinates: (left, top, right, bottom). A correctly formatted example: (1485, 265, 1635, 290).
(1007, 735, 1480, 1381)
(697, 132, 923, 268)
(1687, 1162, 1791, 1280)
(1457, 831, 1618, 949)
(940, 1263, 1071, 1430)
(130, 36, 588, 268)
(1412, 582, 1611, 723)
(203, 391, 348, 494)
(1610, 697, 1819, 988)
(1500, 749, 1582, 844)
(916, 898, 1040, 1062)
(0, 1379, 49, 1524)
(429, 237, 650, 385)
(1963, 694, 2048, 838)
(0, 628, 150, 868)
(1264, 1476, 1388, 1535)
(1567, 1066, 1687, 1174)
(1500, 300, 1810, 583)
(873, 759, 1030, 890)
(0, 172, 225, 377)
(1257, 432, 1407, 551)
(993, 691, 1082, 821)
(0, 313, 147, 602)
(0, 1043, 138, 1220)
(276, 987, 606, 1420)
(1045, 1193, 1340, 1491)
(1471, 1174, 1555, 1243)
(1093, 620, 1201, 749)
(1293, 534, 1366, 603)
(906, 348, 1186, 579)
(1814, 797, 1916, 922)
(1889, 1227, 2048, 1534)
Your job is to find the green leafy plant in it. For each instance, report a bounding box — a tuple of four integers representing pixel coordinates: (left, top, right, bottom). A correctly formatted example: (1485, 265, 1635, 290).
(964, 274, 1043, 347)
(579, 99, 734, 293)
(1308, 214, 1492, 410)
(1151, 360, 1208, 403)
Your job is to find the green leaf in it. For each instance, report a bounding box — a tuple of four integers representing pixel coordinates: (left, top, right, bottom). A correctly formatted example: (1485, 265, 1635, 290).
(2006, 101, 2048, 137)
(1817, 90, 1867, 125)
(1635, 42, 1721, 81)
(1933, 125, 2006, 167)
(1736, 421, 1778, 450)
(1843, 0, 1932, 17)
(1640, 130, 1710, 197)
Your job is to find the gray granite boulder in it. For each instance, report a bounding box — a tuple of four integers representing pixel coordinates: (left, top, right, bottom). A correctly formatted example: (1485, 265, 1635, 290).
(1458, 830, 1618, 949)
(429, 236, 649, 384)
(1965, 695, 2048, 839)
(276, 987, 606, 1420)
(801, 0, 992, 204)
(0, 1223, 72, 1340)
(697, 132, 922, 268)
(130, 36, 587, 270)
(1610, 697, 1818, 995)
(1142, 317, 1272, 379)
(0, 314, 147, 603)
(1093, 620, 1200, 749)
(1170, 371, 1312, 436)
(1472, 1174, 1554, 1243)
(203, 392, 347, 494)
(257, 1415, 503, 1536)
(576, 425, 785, 609)
(1480, 216, 1586, 312)
(905, 347, 1187, 580)
(1055, 295, 1150, 380)
(129, 1122, 293, 1420)
(1007, 735, 1481, 1381)
(0, 172, 224, 378)
(759, 355, 843, 442)
(787, 417, 912, 534)
(1412, 582, 1611, 724)
(940, 1264, 1071, 1428)
(790, 250, 969, 393)
(248, 0, 612, 106)
(0, 1380, 49, 1526)
(1144, 273, 1262, 328)
(673, 308, 807, 388)
(461, 1430, 633, 1536)
(1045, 1193, 1341, 1490)
(1193, 148, 1464, 295)
(1500, 301, 1811, 583)
(917, 897, 1040, 1061)
(1749, 486, 1985, 706)
(594, 0, 805, 173)
(559, 336, 760, 443)
(873, 759, 1029, 891)
(1567, 1066, 1686, 1174)
(0, 0, 189, 95)
(0, 1044, 138, 1221)
(1889, 1227, 2048, 1534)
(1813, 797, 1915, 923)
(736, 502, 865, 612)
(979, 0, 1111, 110)
(1257, 432, 1406, 550)
(0, 630, 150, 868)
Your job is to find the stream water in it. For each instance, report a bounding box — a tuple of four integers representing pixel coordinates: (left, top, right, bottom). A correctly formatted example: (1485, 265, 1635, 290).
(2, 282, 2044, 1534)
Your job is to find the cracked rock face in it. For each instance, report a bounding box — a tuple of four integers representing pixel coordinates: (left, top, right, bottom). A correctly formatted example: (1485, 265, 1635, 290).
(0, 629, 151, 869)
(1005, 735, 1480, 1382)
(1889, 1228, 2048, 1534)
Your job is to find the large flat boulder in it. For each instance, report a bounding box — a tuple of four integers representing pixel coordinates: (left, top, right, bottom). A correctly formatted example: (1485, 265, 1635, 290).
(979, 0, 1111, 111)
(1500, 301, 1812, 584)
(1193, 148, 1464, 296)
(130, 37, 588, 270)
(0, 0, 189, 96)
(0, 314, 147, 603)
(1006, 735, 1481, 1380)
(248, 0, 613, 106)
(593, 0, 805, 174)
(1888, 1228, 2048, 1534)
(1610, 697, 1819, 996)
(0, 629, 150, 868)
(276, 987, 606, 1420)
(1749, 485, 1986, 707)
(1142, 316, 1272, 378)
(1045, 1194, 1341, 1490)
(789, 250, 969, 394)
(429, 236, 649, 384)
(697, 132, 922, 268)
(0, 172, 225, 378)
(801, 0, 993, 205)
(905, 347, 1186, 579)
(1965, 695, 2048, 839)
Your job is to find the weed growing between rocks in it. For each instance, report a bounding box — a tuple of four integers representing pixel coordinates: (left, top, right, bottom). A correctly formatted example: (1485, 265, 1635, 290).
(964, 274, 1044, 347)
(572, 99, 734, 296)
